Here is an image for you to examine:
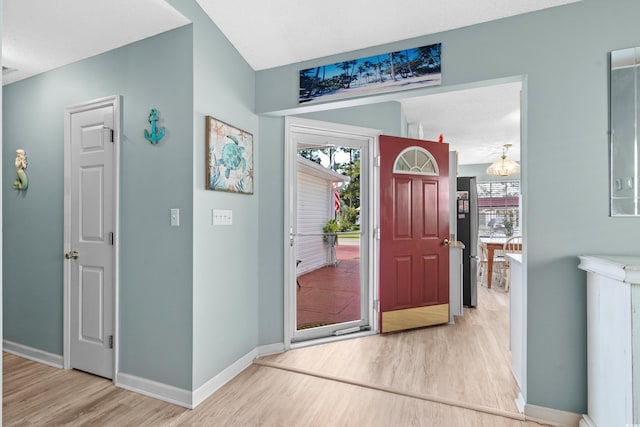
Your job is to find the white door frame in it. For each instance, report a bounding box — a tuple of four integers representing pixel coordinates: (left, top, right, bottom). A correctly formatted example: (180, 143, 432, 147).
(284, 116, 381, 348)
(63, 95, 120, 381)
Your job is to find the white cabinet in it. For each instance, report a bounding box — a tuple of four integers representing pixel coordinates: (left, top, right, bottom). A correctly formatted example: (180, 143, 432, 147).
(578, 256, 640, 427)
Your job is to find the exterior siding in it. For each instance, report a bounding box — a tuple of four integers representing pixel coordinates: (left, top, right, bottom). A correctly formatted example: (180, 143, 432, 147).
(297, 171, 332, 275)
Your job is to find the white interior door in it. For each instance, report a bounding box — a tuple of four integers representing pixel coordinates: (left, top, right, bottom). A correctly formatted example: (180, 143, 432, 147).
(64, 96, 118, 379)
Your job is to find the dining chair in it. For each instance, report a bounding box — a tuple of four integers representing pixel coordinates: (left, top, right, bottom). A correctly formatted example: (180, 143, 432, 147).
(500, 235, 522, 291)
(490, 243, 507, 288)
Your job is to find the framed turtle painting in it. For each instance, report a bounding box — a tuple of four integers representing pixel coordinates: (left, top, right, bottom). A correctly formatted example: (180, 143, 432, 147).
(205, 116, 254, 194)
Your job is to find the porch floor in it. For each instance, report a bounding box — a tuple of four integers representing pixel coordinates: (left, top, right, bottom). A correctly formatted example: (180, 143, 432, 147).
(296, 241, 361, 329)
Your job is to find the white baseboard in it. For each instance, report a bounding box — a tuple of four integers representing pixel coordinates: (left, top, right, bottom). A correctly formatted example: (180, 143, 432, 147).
(515, 392, 526, 414)
(114, 344, 285, 410)
(4, 338, 276, 412)
(257, 342, 285, 357)
(192, 348, 258, 408)
(578, 415, 597, 427)
(3, 339, 64, 369)
(116, 372, 192, 409)
(525, 403, 582, 427)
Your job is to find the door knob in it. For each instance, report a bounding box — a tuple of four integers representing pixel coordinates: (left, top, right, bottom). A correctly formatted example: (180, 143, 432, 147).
(65, 250, 79, 260)
(443, 239, 450, 247)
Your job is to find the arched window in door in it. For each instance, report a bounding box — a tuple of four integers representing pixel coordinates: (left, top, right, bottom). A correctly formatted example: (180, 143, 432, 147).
(393, 146, 439, 176)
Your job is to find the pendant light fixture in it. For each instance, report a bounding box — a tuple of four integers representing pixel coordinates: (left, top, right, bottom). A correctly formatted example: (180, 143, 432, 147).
(486, 144, 520, 177)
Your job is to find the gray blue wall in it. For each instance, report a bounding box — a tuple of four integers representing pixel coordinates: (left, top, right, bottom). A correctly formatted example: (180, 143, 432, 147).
(298, 101, 404, 136)
(255, 0, 640, 413)
(257, 115, 285, 346)
(3, 26, 195, 389)
(166, 0, 260, 390)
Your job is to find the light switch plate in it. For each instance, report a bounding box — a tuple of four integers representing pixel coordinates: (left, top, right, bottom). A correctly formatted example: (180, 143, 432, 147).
(170, 208, 180, 226)
(212, 209, 233, 226)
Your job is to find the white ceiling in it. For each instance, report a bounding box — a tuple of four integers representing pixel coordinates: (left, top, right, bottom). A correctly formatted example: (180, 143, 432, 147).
(196, 0, 577, 71)
(2, 0, 578, 165)
(2, 0, 190, 85)
(401, 82, 522, 165)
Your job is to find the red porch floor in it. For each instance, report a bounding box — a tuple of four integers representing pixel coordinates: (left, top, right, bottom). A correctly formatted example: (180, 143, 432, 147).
(296, 241, 361, 329)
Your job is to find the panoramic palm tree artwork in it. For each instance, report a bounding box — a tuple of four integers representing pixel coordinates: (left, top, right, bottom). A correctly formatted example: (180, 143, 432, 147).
(299, 43, 441, 104)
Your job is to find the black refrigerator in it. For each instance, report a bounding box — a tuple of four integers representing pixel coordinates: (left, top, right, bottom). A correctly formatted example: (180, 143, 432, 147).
(456, 176, 478, 307)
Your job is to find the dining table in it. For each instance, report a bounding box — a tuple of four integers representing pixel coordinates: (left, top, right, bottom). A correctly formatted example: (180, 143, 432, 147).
(480, 236, 520, 289)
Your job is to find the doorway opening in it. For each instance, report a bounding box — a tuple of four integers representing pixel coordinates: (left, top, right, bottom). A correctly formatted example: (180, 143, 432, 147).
(282, 76, 527, 401)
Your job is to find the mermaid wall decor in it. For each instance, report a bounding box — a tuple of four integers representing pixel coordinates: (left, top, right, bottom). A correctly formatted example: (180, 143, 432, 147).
(13, 149, 28, 191)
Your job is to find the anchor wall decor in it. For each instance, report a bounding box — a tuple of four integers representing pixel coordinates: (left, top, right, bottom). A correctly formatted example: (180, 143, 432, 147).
(144, 108, 165, 144)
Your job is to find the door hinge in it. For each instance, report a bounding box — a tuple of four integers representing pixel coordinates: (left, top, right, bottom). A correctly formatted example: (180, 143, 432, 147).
(375, 155, 381, 167)
(103, 126, 114, 143)
(374, 299, 380, 312)
(109, 232, 114, 245)
(108, 335, 114, 349)
(374, 227, 381, 240)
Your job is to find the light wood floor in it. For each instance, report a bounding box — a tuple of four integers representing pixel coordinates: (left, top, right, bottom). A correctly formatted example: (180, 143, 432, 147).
(263, 283, 518, 412)
(4, 286, 546, 426)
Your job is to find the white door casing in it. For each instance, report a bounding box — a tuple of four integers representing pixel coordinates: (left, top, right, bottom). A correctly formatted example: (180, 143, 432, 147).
(64, 95, 119, 379)
(449, 151, 463, 323)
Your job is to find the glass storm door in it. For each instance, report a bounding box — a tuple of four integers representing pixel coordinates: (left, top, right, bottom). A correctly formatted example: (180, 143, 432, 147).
(287, 119, 375, 343)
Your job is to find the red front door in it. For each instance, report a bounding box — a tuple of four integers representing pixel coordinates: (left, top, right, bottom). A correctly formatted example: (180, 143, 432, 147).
(379, 135, 450, 333)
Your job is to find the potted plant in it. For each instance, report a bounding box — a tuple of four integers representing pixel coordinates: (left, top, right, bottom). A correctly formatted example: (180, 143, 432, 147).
(322, 218, 339, 246)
